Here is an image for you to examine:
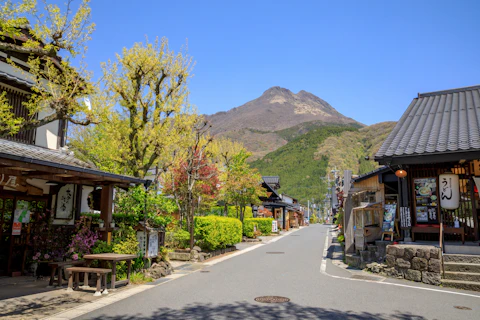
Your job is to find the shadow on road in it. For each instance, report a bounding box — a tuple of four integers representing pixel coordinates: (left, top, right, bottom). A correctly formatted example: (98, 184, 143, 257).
(87, 301, 426, 320)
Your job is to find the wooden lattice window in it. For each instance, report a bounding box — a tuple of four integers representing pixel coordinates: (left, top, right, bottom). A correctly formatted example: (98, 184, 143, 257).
(1, 84, 36, 144)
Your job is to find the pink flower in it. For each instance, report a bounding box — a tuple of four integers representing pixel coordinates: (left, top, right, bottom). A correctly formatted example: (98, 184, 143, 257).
(72, 254, 79, 261)
(44, 254, 50, 260)
(32, 256, 38, 261)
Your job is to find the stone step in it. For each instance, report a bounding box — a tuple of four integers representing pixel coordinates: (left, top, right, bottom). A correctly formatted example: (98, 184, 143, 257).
(367, 245, 378, 252)
(443, 262, 480, 273)
(444, 271, 480, 282)
(443, 254, 480, 264)
(441, 279, 480, 292)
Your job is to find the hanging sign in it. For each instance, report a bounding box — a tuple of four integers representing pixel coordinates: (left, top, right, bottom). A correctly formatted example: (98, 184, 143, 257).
(439, 173, 460, 210)
(400, 207, 411, 228)
(12, 200, 30, 235)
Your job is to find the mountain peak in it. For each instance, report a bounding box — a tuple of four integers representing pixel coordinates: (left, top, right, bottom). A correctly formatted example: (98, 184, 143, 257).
(262, 86, 292, 96)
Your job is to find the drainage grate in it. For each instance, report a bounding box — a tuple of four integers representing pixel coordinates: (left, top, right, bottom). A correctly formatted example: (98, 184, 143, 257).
(290, 235, 300, 237)
(200, 270, 210, 273)
(266, 252, 285, 254)
(255, 296, 290, 303)
(351, 275, 381, 281)
(454, 306, 472, 310)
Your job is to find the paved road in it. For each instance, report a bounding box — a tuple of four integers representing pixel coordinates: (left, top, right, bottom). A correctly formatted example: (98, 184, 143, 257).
(76, 225, 479, 320)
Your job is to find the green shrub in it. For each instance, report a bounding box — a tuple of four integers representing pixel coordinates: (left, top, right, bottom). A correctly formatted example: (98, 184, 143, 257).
(165, 228, 190, 249)
(206, 206, 253, 219)
(337, 234, 345, 243)
(194, 216, 242, 251)
(92, 240, 113, 254)
(243, 218, 273, 237)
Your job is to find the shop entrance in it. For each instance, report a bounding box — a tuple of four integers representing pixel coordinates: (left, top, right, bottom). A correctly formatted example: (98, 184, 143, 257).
(0, 196, 14, 276)
(0, 195, 48, 276)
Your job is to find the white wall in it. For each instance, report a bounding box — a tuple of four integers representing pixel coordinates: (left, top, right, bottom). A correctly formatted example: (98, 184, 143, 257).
(35, 110, 59, 150)
(80, 185, 95, 213)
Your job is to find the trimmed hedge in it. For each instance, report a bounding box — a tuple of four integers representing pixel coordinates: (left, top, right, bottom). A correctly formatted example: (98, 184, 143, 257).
(243, 218, 274, 238)
(194, 216, 242, 251)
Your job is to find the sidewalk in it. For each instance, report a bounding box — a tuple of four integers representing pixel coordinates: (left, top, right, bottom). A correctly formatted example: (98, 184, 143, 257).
(3, 227, 303, 320)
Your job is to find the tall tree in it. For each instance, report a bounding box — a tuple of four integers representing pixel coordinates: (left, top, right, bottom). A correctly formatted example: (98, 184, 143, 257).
(222, 150, 265, 224)
(70, 38, 195, 178)
(0, 0, 99, 137)
(163, 119, 219, 248)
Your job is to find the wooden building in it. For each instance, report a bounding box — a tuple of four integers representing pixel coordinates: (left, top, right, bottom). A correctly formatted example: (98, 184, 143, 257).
(0, 35, 145, 276)
(375, 85, 480, 247)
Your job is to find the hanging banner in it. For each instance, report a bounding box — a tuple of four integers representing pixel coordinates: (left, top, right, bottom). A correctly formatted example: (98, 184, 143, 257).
(400, 207, 411, 228)
(439, 173, 460, 210)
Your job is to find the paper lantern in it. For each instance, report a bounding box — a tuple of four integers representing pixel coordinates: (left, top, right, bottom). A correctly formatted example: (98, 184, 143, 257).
(439, 173, 460, 210)
(395, 169, 407, 178)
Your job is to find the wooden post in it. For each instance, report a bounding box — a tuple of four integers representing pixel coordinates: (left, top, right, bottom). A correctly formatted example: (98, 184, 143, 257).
(100, 184, 114, 240)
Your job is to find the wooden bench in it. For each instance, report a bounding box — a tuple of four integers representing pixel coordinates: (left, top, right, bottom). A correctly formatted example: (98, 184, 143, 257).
(66, 267, 112, 296)
(412, 225, 465, 244)
(48, 260, 85, 287)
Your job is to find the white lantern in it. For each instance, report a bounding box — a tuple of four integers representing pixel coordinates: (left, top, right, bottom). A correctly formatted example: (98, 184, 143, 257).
(439, 173, 460, 210)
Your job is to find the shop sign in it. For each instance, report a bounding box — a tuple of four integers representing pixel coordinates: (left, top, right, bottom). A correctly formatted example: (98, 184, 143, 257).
(12, 200, 30, 235)
(382, 204, 397, 232)
(439, 173, 460, 210)
(0, 174, 19, 188)
(414, 178, 438, 223)
(400, 207, 411, 228)
(147, 232, 159, 258)
(272, 220, 278, 233)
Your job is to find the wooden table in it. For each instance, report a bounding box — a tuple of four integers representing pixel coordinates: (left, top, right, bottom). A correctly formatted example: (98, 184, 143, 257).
(83, 253, 137, 289)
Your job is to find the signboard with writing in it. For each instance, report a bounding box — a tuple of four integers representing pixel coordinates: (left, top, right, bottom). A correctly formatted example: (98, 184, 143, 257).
(382, 204, 397, 232)
(12, 200, 30, 235)
(414, 178, 438, 224)
(55, 184, 75, 220)
(400, 207, 412, 228)
(272, 220, 278, 233)
(148, 232, 159, 258)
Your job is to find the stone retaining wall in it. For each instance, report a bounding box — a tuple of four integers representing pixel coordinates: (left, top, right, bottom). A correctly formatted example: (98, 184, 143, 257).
(366, 244, 442, 286)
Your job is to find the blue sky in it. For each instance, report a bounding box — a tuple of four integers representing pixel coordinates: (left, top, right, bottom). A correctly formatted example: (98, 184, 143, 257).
(83, 0, 480, 125)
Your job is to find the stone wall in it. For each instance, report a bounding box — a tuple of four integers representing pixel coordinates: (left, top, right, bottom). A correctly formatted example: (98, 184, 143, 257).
(366, 244, 442, 286)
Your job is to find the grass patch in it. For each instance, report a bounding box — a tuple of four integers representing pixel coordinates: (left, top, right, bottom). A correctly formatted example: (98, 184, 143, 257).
(130, 272, 153, 284)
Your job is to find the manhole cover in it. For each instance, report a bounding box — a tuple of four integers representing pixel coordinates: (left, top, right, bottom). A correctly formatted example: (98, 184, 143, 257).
(254, 296, 290, 303)
(200, 270, 210, 273)
(266, 252, 285, 254)
(454, 306, 472, 310)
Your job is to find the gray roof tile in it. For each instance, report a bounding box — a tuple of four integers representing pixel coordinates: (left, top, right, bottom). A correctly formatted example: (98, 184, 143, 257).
(376, 86, 480, 160)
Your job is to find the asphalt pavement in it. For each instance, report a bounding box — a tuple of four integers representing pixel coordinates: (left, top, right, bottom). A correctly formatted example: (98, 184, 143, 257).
(74, 224, 480, 320)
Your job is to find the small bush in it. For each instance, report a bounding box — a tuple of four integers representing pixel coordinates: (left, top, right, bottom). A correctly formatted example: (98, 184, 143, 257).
(337, 234, 345, 243)
(194, 216, 242, 251)
(243, 218, 273, 237)
(165, 228, 190, 249)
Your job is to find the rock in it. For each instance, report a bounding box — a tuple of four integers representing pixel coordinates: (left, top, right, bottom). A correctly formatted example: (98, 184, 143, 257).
(193, 246, 202, 252)
(411, 257, 428, 271)
(405, 269, 422, 282)
(404, 247, 415, 261)
(366, 262, 384, 274)
(428, 258, 441, 273)
(384, 267, 400, 278)
(395, 247, 405, 257)
(144, 265, 167, 279)
(386, 246, 396, 256)
(396, 258, 411, 269)
(430, 248, 440, 259)
(199, 254, 205, 262)
(422, 271, 441, 286)
(386, 254, 395, 268)
(416, 248, 430, 259)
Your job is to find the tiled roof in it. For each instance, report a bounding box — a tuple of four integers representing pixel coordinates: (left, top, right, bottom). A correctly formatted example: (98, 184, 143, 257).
(262, 176, 280, 185)
(0, 139, 94, 169)
(376, 85, 480, 160)
(353, 166, 390, 182)
(0, 139, 144, 184)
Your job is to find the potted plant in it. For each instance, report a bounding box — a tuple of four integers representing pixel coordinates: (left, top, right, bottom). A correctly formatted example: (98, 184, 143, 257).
(110, 220, 115, 228)
(98, 219, 104, 228)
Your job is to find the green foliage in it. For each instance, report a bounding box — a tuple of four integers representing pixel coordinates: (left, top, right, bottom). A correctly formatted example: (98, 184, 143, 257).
(158, 247, 169, 262)
(165, 228, 190, 249)
(130, 272, 153, 284)
(276, 121, 363, 142)
(206, 206, 253, 219)
(243, 218, 273, 237)
(309, 214, 318, 224)
(92, 241, 113, 254)
(337, 234, 345, 243)
(251, 126, 357, 204)
(194, 216, 242, 251)
(112, 224, 143, 279)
